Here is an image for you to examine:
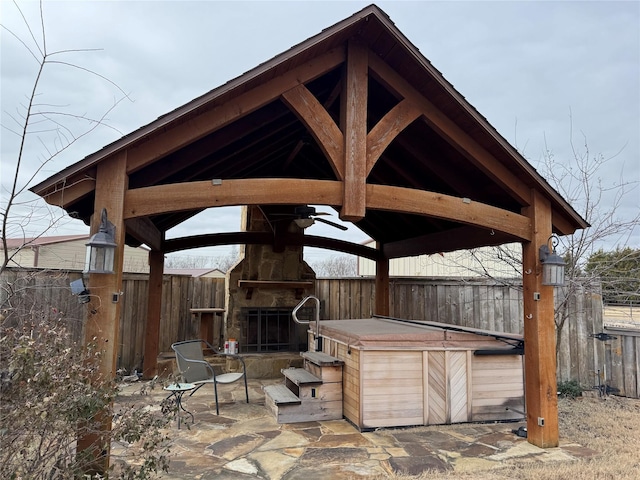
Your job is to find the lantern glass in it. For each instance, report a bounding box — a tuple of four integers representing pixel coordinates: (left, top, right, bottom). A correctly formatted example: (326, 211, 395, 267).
(542, 259, 565, 286)
(84, 208, 117, 274)
(86, 243, 115, 274)
(539, 243, 566, 287)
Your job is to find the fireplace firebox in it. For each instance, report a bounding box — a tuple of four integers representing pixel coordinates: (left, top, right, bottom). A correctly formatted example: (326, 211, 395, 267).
(241, 307, 311, 352)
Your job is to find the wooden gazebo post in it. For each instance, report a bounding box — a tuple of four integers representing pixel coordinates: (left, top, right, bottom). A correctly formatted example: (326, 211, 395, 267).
(76, 152, 127, 473)
(143, 250, 164, 378)
(522, 190, 559, 447)
(375, 245, 390, 316)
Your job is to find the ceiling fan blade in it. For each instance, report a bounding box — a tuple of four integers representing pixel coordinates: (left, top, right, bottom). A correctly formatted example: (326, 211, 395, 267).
(314, 217, 348, 231)
(311, 211, 331, 216)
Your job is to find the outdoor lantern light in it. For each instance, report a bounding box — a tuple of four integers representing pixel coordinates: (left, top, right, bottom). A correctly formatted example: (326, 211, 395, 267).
(539, 235, 566, 287)
(85, 208, 117, 274)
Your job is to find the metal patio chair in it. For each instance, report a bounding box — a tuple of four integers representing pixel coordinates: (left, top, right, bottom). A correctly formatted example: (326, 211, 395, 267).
(171, 339, 249, 415)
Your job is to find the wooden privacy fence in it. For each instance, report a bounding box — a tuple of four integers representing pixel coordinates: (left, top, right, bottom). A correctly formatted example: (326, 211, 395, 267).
(601, 325, 640, 398)
(3, 269, 634, 398)
(1, 269, 224, 374)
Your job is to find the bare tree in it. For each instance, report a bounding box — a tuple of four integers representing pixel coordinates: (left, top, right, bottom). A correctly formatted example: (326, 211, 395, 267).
(164, 255, 215, 269)
(1, 0, 128, 275)
(1, 3, 170, 478)
(538, 125, 639, 351)
(216, 245, 239, 272)
(311, 254, 357, 277)
(165, 245, 239, 272)
(437, 119, 639, 356)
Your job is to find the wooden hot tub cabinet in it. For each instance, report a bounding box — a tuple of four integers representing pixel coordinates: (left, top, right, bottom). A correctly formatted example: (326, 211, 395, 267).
(310, 317, 525, 430)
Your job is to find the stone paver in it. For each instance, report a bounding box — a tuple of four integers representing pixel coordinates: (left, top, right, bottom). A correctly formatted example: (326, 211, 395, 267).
(388, 454, 452, 475)
(115, 379, 598, 479)
(298, 446, 370, 464)
(250, 450, 300, 479)
(205, 434, 265, 460)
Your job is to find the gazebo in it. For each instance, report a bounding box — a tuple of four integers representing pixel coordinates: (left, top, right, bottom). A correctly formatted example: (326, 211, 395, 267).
(31, 4, 586, 461)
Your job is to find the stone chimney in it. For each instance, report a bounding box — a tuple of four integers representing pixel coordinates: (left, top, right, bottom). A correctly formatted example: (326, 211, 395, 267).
(225, 206, 316, 352)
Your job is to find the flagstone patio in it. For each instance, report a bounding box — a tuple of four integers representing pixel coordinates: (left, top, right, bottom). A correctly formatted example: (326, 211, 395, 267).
(114, 379, 597, 479)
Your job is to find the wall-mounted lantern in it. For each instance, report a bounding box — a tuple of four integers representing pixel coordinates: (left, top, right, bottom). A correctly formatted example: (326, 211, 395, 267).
(85, 208, 117, 274)
(539, 235, 566, 287)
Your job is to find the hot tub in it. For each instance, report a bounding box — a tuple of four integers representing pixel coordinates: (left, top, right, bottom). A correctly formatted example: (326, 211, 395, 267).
(310, 316, 525, 430)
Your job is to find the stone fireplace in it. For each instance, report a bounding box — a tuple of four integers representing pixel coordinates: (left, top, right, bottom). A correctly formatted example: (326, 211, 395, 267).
(225, 206, 316, 353)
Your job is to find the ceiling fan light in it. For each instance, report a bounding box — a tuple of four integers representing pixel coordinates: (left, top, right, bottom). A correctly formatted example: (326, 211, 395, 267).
(294, 218, 314, 229)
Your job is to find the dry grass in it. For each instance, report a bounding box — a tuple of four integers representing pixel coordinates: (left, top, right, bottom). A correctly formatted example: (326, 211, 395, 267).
(373, 394, 640, 480)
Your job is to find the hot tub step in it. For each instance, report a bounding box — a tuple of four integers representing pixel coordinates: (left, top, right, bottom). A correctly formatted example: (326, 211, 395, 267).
(281, 367, 322, 386)
(301, 351, 344, 367)
(264, 384, 301, 406)
(264, 351, 345, 424)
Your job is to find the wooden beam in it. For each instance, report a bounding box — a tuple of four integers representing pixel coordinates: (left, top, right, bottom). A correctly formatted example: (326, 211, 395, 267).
(165, 232, 272, 252)
(368, 54, 532, 206)
(281, 84, 344, 179)
(366, 184, 532, 242)
(522, 189, 559, 448)
(341, 39, 368, 222)
(126, 178, 530, 241)
(366, 99, 422, 176)
(383, 226, 517, 259)
(303, 234, 381, 260)
(143, 250, 164, 378)
(126, 48, 346, 174)
(124, 178, 342, 219)
(126, 180, 532, 252)
(77, 151, 128, 473)
(163, 231, 381, 260)
(375, 245, 390, 316)
(125, 217, 163, 251)
(552, 211, 580, 236)
(40, 174, 96, 208)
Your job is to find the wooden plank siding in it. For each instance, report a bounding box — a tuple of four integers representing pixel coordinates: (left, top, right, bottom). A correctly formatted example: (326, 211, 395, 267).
(471, 355, 525, 421)
(360, 350, 424, 428)
(427, 351, 448, 424)
(318, 337, 361, 426)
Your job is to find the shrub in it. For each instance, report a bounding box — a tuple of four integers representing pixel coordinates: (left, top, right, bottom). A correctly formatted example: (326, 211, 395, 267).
(0, 316, 171, 479)
(558, 379, 583, 398)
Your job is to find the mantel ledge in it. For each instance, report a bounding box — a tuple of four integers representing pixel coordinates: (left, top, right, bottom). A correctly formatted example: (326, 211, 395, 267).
(237, 280, 314, 299)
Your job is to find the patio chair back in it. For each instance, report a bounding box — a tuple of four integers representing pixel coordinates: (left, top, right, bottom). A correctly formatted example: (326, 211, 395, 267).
(172, 340, 211, 383)
(171, 339, 249, 415)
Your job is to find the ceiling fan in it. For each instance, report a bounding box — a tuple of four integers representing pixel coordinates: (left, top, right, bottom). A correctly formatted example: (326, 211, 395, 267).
(272, 206, 348, 231)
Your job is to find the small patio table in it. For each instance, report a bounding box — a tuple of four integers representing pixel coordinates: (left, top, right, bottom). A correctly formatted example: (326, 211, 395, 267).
(163, 383, 196, 428)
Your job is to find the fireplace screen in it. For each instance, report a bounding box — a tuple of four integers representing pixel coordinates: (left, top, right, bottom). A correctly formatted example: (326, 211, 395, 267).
(242, 307, 310, 352)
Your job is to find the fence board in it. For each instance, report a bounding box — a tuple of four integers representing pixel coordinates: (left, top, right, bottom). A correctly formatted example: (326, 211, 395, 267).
(636, 337, 640, 398)
(622, 336, 637, 398)
(569, 293, 580, 380)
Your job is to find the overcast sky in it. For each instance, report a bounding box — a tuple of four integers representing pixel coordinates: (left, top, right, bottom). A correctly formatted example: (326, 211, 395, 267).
(2, 0, 638, 263)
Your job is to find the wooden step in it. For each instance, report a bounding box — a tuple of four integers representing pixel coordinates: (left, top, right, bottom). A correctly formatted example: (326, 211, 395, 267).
(281, 367, 322, 386)
(263, 384, 301, 406)
(272, 400, 343, 424)
(301, 351, 344, 384)
(301, 351, 344, 367)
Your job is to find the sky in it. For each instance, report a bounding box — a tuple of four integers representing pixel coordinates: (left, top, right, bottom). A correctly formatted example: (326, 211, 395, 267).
(2, 0, 639, 265)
